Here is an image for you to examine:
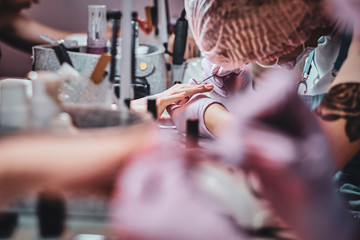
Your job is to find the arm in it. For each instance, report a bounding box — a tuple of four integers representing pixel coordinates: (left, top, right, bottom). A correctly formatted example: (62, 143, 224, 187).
(204, 103, 232, 137)
(0, 127, 152, 208)
(314, 34, 360, 169)
(167, 59, 251, 137)
(0, 12, 71, 53)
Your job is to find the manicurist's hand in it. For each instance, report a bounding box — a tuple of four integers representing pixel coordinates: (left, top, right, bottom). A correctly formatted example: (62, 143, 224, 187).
(200, 58, 251, 102)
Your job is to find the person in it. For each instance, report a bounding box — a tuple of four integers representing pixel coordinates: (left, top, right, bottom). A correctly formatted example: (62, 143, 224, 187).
(0, 2, 358, 239)
(164, 0, 360, 237)
(0, 124, 153, 208)
(112, 70, 357, 240)
(167, 0, 360, 171)
(0, 0, 71, 54)
(3, 71, 345, 240)
(1, 0, 41, 11)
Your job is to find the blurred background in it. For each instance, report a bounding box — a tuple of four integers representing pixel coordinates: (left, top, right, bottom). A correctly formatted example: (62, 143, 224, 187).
(0, 0, 184, 77)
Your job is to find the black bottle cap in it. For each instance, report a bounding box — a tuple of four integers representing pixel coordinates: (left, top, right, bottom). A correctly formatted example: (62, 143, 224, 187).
(36, 193, 66, 238)
(132, 11, 138, 20)
(107, 11, 122, 21)
(186, 118, 199, 148)
(147, 98, 157, 119)
(0, 212, 18, 238)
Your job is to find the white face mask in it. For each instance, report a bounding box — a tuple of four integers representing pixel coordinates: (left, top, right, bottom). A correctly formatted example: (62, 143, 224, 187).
(256, 58, 279, 69)
(257, 44, 315, 70)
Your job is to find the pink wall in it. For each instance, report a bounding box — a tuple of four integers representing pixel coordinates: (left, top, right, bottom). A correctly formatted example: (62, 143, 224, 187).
(0, 0, 184, 77)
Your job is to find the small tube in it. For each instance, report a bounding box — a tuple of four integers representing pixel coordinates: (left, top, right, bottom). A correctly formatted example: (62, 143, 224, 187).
(147, 98, 157, 119)
(87, 5, 107, 54)
(109, 16, 121, 82)
(131, 12, 139, 85)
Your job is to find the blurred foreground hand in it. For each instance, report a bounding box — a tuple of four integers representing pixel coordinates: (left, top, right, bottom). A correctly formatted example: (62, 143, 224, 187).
(216, 69, 355, 240)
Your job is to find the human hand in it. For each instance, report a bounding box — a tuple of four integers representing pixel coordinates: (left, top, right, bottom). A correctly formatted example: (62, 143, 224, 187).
(2, 0, 41, 12)
(111, 134, 247, 240)
(200, 58, 251, 102)
(0, 121, 154, 208)
(131, 83, 213, 119)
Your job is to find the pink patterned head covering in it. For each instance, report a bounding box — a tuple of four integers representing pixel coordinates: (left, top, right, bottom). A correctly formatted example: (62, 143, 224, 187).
(185, 0, 331, 69)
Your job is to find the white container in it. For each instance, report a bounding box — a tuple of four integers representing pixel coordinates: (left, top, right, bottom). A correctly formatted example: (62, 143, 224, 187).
(87, 5, 107, 54)
(0, 81, 30, 130)
(31, 78, 61, 129)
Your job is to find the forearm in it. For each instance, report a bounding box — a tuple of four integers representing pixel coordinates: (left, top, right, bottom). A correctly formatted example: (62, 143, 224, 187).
(314, 35, 360, 169)
(204, 103, 233, 137)
(315, 113, 360, 169)
(0, 130, 150, 207)
(0, 12, 71, 53)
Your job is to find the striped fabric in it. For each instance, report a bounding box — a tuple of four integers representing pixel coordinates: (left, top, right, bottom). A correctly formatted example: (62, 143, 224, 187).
(185, 0, 331, 70)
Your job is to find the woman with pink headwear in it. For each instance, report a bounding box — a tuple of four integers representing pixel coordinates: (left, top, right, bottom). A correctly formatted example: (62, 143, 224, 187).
(164, 0, 360, 235)
(1, 0, 359, 239)
(109, 1, 360, 240)
(169, 0, 360, 168)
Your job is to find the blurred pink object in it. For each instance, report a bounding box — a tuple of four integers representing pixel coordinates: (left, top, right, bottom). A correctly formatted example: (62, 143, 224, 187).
(216, 69, 354, 240)
(111, 135, 246, 240)
(327, 0, 360, 31)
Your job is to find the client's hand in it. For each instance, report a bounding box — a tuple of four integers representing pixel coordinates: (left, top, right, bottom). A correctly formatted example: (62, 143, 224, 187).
(131, 83, 213, 119)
